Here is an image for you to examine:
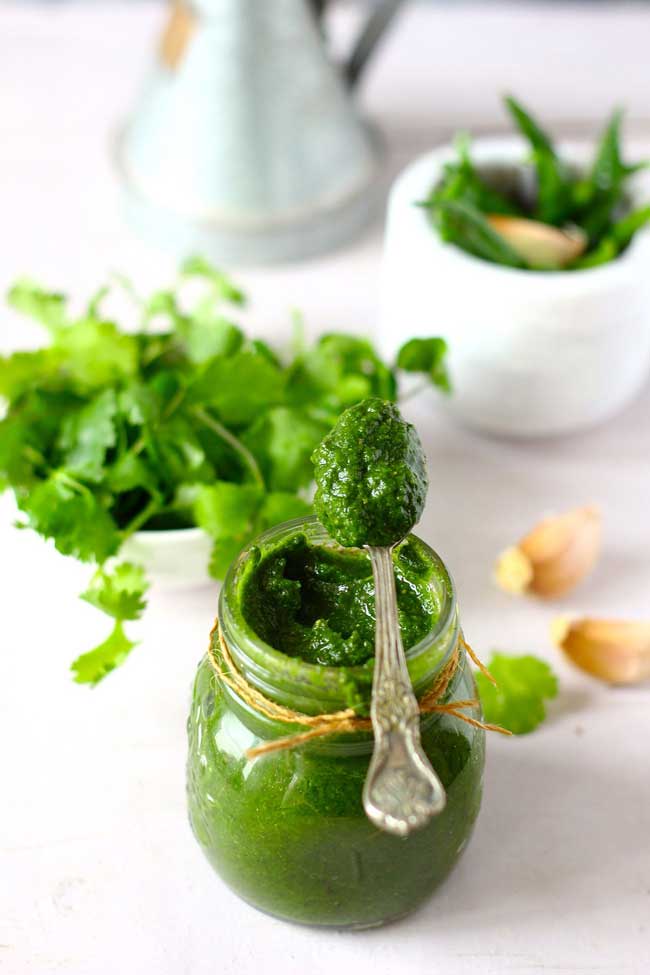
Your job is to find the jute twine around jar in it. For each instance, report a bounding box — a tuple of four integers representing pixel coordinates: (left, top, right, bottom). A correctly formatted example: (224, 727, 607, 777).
(207, 620, 511, 758)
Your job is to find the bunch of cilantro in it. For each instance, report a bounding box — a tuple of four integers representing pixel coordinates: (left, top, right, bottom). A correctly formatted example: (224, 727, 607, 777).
(0, 257, 450, 686)
(420, 95, 650, 270)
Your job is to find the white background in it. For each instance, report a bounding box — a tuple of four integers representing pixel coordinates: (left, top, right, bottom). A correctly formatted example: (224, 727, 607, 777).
(1, 3, 649, 974)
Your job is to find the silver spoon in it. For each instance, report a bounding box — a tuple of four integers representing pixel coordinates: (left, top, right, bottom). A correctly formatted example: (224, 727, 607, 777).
(363, 544, 447, 836)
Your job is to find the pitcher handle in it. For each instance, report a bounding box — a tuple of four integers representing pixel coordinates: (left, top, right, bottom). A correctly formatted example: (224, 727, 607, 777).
(311, 0, 405, 88)
(345, 0, 405, 88)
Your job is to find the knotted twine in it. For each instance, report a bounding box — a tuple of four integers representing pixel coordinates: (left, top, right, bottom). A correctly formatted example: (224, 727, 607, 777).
(206, 620, 510, 758)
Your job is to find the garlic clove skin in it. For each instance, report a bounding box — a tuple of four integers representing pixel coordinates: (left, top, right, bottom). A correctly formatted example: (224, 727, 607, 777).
(552, 617, 650, 685)
(494, 545, 533, 595)
(495, 506, 601, 599)
(487, 214, 587, 269)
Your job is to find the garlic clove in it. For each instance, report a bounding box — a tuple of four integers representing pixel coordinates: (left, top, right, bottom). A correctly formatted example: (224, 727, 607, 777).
(495, 506, 601, 599)
(493, 545, 533, 595)
(552, 616, 650, 685)
(487, 214, 587, 269)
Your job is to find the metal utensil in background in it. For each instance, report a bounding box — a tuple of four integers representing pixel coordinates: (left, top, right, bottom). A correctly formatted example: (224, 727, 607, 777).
(363, 544, 446, 836)
(117, 0, 406, 265)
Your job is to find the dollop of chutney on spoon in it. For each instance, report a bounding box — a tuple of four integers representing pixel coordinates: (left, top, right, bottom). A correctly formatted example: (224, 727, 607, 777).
(311, 398, 428, 548)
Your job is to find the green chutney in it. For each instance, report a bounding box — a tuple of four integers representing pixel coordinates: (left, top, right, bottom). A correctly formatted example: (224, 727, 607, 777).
(312, 398, 428, 548)
(187, 517, 485, 928)
(237, 532, 440, 668)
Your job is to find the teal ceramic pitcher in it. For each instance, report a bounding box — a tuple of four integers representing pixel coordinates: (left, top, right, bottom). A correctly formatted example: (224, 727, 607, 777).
(117, 0, 405, 264)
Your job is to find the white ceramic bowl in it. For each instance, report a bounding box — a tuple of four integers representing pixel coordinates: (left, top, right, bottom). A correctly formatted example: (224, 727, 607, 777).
(121, 526, 213, 587)
(379, 136, 650, 437)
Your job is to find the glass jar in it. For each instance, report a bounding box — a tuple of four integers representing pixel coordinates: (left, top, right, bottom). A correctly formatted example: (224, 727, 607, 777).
(187, 516, 485, 929)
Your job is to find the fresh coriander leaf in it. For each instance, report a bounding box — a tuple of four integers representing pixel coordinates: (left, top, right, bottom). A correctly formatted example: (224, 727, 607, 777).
(324, 373, 370, 407)
(181, 256, 246, 305)
(86, 285, 110, 320)
(0, 414, 42, 486)
(143, 290, 182, 325)
(318, 335, 397, 402)
(106, 452, 160, 497)
(396, 337, 444, 372)
(142, 292, 239, 370)
(7, 279, 68, 332)
(55, 319, 138, 388)
(208, 535, 247, 580)
(476, 653, 559, 734)
(18, 475, 120, 563)
(249, 339, 281, 368)
(80, 562, 148, 621)
(117, 382, 159, 426)
(431, 356, 452, 395)
(199, 489, 312, 581)
(190, 408, 258, 484)
(434, 200, 526, 267)
(58, 389, 118, 482)
(173, 482, 203, 510)
(0, 390, 79, 486)
(258, 492, 312, 529)
(188, 351, 285, 425)
(0, 349, 61, 402)
(181, 315, 244, 364)
(196, 480, 271, 580)
(287, 334, 397, 414)
(145, 414, 214, 490)
(396, 337, 451, 394)
(242, 407, 329, 491)
(148, 369, 185, 408)
(193, 481, 263, 539)
(141, 289, 189, 345)
(71, 620, 137, 686)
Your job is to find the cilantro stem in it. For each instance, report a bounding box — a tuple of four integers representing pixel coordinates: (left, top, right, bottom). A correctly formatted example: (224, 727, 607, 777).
(163, 387, 186, 420)
(398, 380, 431, 404)
(53, 469, 93, 498)
(191, 406, 265, 489)
(126, 388, 187, 459)
(111, 271, 142, 308)
(120, 496, 162, 539)
(22, 445, 48, 467)
(129, 436, 146, 458)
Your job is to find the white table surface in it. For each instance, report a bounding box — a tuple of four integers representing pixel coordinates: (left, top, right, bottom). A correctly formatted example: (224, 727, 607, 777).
(1, 3, 650, 974)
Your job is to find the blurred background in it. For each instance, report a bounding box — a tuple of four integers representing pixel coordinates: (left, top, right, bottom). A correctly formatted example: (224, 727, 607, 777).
(3, 0, 650, 329)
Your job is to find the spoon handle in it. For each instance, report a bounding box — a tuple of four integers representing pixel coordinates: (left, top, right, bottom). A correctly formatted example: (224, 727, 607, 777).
(363, 545, 447, 836)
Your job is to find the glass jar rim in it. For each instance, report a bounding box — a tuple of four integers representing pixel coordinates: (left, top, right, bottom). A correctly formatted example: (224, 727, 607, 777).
(218, 514, 459, 714)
